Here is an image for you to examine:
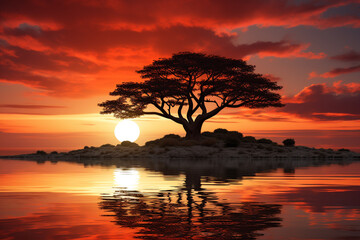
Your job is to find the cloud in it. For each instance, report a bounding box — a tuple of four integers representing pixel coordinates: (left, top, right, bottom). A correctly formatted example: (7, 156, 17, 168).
(0, 0, 356, 98)
(330, 50, 360, 62)
(0, 24, 324, 97)
(282, 81, 360, 120)
(1, 0, 359, 30)
(308, 65, 360, 78)
(321, 65, 360, 78)
(0, 104, 66, 109)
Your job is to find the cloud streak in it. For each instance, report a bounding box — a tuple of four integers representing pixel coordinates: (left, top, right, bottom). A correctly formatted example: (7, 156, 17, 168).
(0, 104, 66, 109)
(282, 81, 360, 120)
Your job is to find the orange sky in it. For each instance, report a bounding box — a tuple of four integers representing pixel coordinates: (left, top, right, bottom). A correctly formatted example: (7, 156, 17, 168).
(0, 0, 360, 154)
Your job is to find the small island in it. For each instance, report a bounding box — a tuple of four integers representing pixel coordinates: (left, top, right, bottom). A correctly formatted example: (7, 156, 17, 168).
(3, 128, 359, 162)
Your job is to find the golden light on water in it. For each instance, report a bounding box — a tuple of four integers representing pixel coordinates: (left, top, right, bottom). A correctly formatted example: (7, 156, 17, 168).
(113, 169, 140, 190)
(114, 120, 140, 142)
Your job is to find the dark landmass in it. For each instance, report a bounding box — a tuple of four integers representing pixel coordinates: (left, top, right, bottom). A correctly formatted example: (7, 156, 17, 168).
(1, 129, 359, 161)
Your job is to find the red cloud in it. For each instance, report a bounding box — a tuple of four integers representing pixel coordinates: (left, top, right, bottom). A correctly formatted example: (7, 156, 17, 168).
(0, 24, 324, 97)
(1, 0, 359, 30)
(0, 0, 356, 97)
(282, 81, 360, 120)
(330, 50, 360, 62)
(308, 65, 360, 78)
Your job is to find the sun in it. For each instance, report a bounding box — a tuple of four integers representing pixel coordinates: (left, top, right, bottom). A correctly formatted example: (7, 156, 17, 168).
(114, 120, 140, 142)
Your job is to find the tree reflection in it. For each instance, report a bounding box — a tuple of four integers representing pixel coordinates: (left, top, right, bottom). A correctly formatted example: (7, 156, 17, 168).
(99, 172, 282, 239)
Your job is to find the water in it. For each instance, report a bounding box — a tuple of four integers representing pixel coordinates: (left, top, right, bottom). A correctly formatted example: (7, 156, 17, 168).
(0, 158, 359, 239)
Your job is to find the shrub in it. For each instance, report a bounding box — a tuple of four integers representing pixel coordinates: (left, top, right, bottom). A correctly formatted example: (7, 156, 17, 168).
(214, 128, 228, 134)
(224, 137, 239, 147)
(228, 131, 243, 138)
(159, 138, 181, 147)
(84, 146, 89, 149)
(338, 148, 350, 152)
(283, 138, 295, 147)
(36, 150, 47, 155)
(201, 137, 218, 146)
(145, 140, 157, 146)
(100, 144, 115, 148)
(50, 151, 58, 154)
(257, 138, 273, 144)
(121, 141, 139, 147)
(163, 134, 181, 139)
(242, 136, 256, 143)
(201, 131, 213, 137)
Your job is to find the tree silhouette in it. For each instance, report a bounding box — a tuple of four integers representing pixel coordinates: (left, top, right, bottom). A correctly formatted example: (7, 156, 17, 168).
(99, 52, 284, 139)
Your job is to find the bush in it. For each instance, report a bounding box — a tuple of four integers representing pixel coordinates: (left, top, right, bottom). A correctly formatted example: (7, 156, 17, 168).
(201, 131, 213, 137)
(228, 131, 243, 138)
(214, 128, 228, 134)
(163, 134, 181, 139)
(257, 138, 273, 144)
(50, 151, 58, 154)
(242, 136, 256, 143)
(36, 150, 47, 155)
(100, 144, 115, 148)
(84, 146, 89, 149)
(201, 137, 218, 146)
(224, 137, 239, 147)
(283, 138, 295, 147)
(338, 148, 350, 152)
(120, 141, 139, 147)
(159, 138, 181, 147)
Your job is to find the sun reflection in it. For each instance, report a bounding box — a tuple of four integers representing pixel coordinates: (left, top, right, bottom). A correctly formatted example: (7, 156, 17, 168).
(113, 169, 140, 190)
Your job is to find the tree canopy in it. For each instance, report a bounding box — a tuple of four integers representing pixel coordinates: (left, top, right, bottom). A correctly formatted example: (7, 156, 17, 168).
(99, 52, 284, 139)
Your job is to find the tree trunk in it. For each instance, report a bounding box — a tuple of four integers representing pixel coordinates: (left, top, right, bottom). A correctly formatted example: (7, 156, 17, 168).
(183, 120, 204, 139)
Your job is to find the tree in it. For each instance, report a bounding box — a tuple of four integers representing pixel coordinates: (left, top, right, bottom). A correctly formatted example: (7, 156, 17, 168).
(99, 52, 284, 139)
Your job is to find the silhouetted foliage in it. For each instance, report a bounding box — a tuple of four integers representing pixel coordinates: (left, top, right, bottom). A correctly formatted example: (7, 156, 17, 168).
(257, 138, 274, 144)
(242, 136, 256, 143)
(200, 137, 218, 146)
(224, 136, 240, 147)
(50, 151, 58, 154)
(338, 148, 350, 152)
(100, 144, 115, 148)
(99, 52, 284, 139)
(214, 128, 228, 134)
(120, 141, 139, 147)
(229, 131, 243, 138)
(163, 134, 181, 139)
(283, 138, 295, 147)
(36, 150, 46, 155)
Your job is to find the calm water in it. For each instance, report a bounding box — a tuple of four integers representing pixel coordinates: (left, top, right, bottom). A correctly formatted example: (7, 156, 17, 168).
(0, 158, 359, 240)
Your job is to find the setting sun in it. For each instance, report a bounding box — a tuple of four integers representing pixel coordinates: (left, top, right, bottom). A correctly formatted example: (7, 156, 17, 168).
(114, 120, 140, 143)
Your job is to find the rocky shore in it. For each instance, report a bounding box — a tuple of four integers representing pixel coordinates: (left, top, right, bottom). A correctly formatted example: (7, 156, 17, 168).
(2, 129, 359, 161)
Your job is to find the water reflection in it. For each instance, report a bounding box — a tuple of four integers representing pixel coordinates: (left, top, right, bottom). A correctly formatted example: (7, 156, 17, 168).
(100, 172, 282, 239)
(0, 158, 359, 239)
(113, 169, 140, 190)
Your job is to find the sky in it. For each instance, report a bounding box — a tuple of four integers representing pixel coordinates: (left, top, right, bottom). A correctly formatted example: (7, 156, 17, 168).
(0, 0, 359, 154)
